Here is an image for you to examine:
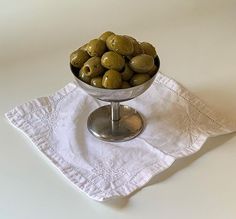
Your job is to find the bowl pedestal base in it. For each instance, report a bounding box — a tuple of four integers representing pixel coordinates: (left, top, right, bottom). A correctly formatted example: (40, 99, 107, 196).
(87, 103, 143, 142)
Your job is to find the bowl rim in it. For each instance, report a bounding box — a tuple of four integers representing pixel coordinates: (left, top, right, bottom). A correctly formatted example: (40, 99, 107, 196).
(70, 55, 160, 91)
(73, 72, 158, 91)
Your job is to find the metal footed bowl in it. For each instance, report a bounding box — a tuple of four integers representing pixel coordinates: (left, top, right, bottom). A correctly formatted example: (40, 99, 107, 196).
(70, 56, 160, 142)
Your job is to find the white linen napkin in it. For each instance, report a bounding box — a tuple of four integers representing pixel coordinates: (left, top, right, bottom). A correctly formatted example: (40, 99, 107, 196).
(5, 72, 236, 201)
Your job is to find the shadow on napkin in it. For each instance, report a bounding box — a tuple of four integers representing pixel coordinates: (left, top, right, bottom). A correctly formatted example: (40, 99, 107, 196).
(5, 73, 236, 203)
(147, 132, 235, 185)
(103, 132, 235, 209)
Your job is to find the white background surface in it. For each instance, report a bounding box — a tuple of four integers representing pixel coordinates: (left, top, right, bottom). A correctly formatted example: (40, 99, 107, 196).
(1, 0, 236, 218)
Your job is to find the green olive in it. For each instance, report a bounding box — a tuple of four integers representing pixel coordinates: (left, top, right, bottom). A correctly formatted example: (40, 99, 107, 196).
(82, 57, 104, 77)
(86, 39, 106, 57)
(101, 51, 125, 71)
(129, 54, 154, 73)
(79, 68, 91, 84)
(102, 70, 122, 89)
(130, 74, 151, 86)
(90, 77, 103, 88)
(140, 42, 157, 58)
(147, 64, 158, 77)
(106, 35, 134, 56)
(120, 64, 134, 81)
(70, 49, 90, 68)
(99, 31, 115, 41)
(71, 32, 159, 89)
(79, 43, 88, 51)
(121, 81, 131, 89)
(124, 35, 143, 57)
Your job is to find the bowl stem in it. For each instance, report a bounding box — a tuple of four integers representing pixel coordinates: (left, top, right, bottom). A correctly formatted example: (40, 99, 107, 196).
(111, 102, 120, 121)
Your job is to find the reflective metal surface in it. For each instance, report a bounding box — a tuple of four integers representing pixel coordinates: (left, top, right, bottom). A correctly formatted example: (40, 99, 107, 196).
(70, 56, 160, 102)
(70, 56, 160, 141)
(72, 70, 156, 102)
(87, 105, 143, 142)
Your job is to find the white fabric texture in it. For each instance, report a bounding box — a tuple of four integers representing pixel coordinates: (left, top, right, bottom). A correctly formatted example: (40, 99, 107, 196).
(5, 73, 236, 201)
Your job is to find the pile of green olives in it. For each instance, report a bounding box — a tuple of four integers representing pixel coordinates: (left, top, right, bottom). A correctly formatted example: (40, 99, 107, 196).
(70, 31, 159, 89)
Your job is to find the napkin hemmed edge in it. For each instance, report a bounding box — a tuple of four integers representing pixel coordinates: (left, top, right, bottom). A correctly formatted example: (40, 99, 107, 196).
(5, 108, 176, 201)
(156, 73, 236, 134)
(4, 71, 235, 201)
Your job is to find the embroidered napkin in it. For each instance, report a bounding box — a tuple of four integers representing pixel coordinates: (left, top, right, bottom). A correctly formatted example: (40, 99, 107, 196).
(5, 72, 236, 201)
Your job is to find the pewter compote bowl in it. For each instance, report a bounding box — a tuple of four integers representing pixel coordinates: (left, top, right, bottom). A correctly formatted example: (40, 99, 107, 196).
(70, 57, 160, 142)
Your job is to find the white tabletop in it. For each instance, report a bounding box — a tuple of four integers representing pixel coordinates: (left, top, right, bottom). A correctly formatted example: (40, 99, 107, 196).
(1, 0, 236, 218)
